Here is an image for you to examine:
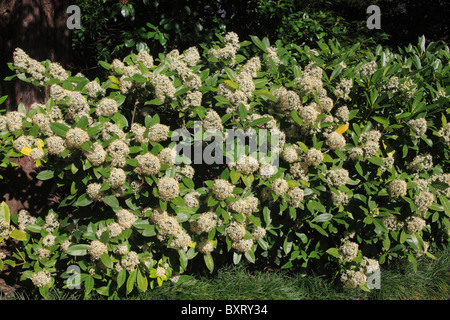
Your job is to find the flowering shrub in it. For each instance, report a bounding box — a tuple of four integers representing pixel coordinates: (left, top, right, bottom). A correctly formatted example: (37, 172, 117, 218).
(0, 33, 449, 298)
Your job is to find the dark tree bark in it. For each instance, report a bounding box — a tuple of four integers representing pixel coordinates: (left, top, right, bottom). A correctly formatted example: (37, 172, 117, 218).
(0, 0, 71, 215)
(0, 0, 71, 110)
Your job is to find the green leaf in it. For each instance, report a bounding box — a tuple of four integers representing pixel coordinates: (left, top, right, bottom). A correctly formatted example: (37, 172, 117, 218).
(253, 90, 278, 102)
(283, 237, 292, 255)
(49, 122, 70, 137)
(85, 276, 94, 294)
(0, 95, 8, 105)
(326, 248, 340, 258)
(142, 225, 156, 237)
(36, 170, 54, 180)
(330, 65, 343, 81)
(100, 253, 113, 269)
(439, 195, 450, 217)
(233, 252, 242, 265)
(0, 202, 11, 225)
(10, 230, 27, 241)
(238, 103, 247, 123)
(103, 195, 120, 209)
(117, 268, 126, 289)
(248, 117, 273, 127)
(244, 249, 256, 263)
(204, 253, 214, 272)
(76, 116, 89, 130)
(368, 156, 384, 166)
(137, 269, 148, 292)
(313, 213, 332, 223)
(179, 249, 188, 270)
(250, 35, 266, 52)
(75, 194, 93, 207)
(39, 286, 49, 298)
(99, 61, 111, 70)
(126, 270, 137, 293)
(311, 223, 328, 236)
(66, 244, 89, 256)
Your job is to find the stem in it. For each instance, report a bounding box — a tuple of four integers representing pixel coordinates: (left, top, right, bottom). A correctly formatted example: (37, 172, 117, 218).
(131, 97, 140, 126)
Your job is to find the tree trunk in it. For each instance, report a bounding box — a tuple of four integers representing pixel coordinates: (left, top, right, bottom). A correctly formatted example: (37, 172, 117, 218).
(0, 0, 71, 215)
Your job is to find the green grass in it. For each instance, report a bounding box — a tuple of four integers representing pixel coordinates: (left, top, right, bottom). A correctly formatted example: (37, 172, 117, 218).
(132, 247, 450, 300)
(3, 248, 449, 300)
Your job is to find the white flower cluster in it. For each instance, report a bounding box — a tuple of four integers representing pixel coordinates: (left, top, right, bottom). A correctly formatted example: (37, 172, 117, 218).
(352, 130, 381, 160)
(183, 191, 201, 208)
(360, 60, 378, 77)
(157, 177, 180, 202)
(229, 196, 259, 216)
(438, 123, 450, 146)
(47, 135, 66, 155)
(209, 32, 240, 63)
(66, 127, 89, 149)
(107, 168, 127, 189)
(203, 109, 224, 131)
(84, 80, 106, 98)
(96, 98, 118, 118)
(305, 148, 323, 167)
(116, 209, 138, 229)
(107, 139, 130, 167)
(153, 74, 176, 102)
(340, 269, 367, 288)
(405, 215, 426, 234)
(218, 56, 260, 112)
(233, 155, 260, 175)
(167, 49, 201, 90)
(407, 154, 433, 172)
(121, 251, 140, 272)
(43, 212, 59, 234)
(288, 187, 304, 208)
(265, 47, 280, 68)
(212, 179, 234, 201)
(325, 132, 346, 150)
(84, 142, 106, 166)
(150, 208, 191, 251)
(86, 182, 104, 201)
(196, 238, 215, 254)
(49, 62, 69, 82)
(31, 270, 52, 288)
(339, 241, 359, 262)
(295, 62, 324, 97)
(190, 212, 217, 234)
(408, 118, 428, 139)
(88, 240, 108, 260)
(148, 123, 170, 142)
(382, 76, 399, 93)
(414, 191, 434, 215)
(334, 78, 352, 100)
(325, 168, 349, 187)
(13, 48, 50, 84)
(6, 111, 25, 133)
(271, 178, 289, 196)
(387, 179, 407, 198)
(18, 209, 36, 232)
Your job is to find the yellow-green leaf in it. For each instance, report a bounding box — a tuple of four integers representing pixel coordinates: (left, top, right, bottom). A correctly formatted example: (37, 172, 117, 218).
(224, 80, 238, 89)
(335, 124, 349, 135)
(10, 230, 27, 241)
(36, 139, 44, 149)
(21, 146, 32, 156)
(0, 202, 10, 225)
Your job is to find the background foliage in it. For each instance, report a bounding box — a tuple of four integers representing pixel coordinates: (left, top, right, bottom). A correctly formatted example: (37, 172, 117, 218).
(0, 0, 449, 300)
